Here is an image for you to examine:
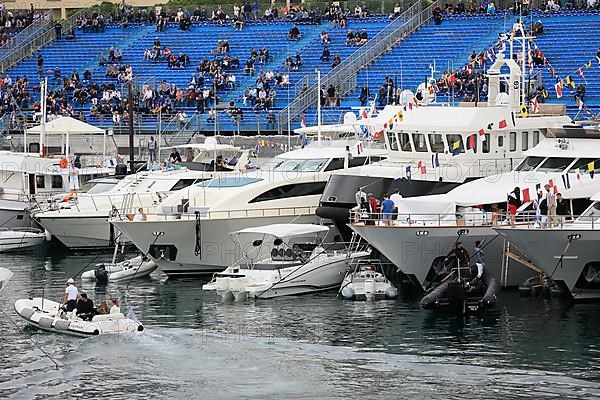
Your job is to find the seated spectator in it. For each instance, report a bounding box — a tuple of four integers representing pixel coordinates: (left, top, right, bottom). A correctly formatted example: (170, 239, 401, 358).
(233, 17, 244, 31)
(288, 25, 300, 41)
(320, 46, 330, 62)
(345, 30, 354, 46)
(114, 47, 122, 62)
(487, 1, 496, 13)
(534, 20, 543, 35)
(332, 53, 341, 68)
(455, 0, 466, 13)
(320, 31, 330, 45)
(390, 3, 402, 19)
(358, 29, 368, 45)
(546, 0, 560, 11)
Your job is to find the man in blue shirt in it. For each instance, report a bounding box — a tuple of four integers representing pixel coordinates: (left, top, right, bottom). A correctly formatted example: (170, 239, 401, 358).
(381, 194, 395, 225)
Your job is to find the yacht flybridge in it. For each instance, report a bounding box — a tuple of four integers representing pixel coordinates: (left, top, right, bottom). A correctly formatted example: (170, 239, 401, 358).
(32, 138, 252, 248)
(110, 139, 387, 276)
(350, 126, 600, 291)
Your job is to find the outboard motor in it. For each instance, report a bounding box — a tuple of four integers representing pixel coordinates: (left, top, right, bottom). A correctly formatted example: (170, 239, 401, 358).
(94, 263, 109, 284)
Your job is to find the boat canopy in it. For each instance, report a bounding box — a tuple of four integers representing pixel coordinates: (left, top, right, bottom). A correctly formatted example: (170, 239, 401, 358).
(234, 224, 329, 239)
(395, 194, 457, 223)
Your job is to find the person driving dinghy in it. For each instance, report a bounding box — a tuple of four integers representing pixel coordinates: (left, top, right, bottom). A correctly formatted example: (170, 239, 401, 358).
(444, 242, 470, 270)
(60, 278, 78, 312)
(75, 293, 95, 321)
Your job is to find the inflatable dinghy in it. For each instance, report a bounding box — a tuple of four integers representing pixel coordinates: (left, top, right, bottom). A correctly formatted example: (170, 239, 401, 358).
(14, 298, 143, 337)
(82, 256, 157, 283)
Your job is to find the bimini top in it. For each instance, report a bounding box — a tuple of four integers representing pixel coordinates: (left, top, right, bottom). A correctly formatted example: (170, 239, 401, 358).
(234, 224, 329, 238)
(0, 267, 13, 293)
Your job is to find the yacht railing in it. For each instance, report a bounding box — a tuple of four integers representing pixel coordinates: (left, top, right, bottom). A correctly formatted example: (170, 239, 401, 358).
(112, 205, 320, 222)
(349, 209, 583, 229)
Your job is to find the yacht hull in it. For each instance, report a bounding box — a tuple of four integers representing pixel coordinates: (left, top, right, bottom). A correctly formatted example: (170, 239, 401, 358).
(495, 226, 600, 301)
(349, 223, 535, 290)
(35, 215, 113, 248)
(0, 199, 36, 229)
(111, 214, 322, 276)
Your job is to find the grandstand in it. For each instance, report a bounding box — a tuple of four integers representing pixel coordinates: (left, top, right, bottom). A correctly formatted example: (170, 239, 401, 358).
(1, 4, 600, 138)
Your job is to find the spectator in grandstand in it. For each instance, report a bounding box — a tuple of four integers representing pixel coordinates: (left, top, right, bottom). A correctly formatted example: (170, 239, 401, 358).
(114, 47, 123, 63)
(233, 16, 245, 30)
(487, 1, 496, 13)
(288, 25, 301, 41)
(320, 31, 331, 44)
(327, 84, 337, 106)
(266, 110, 276, 129)
(345, 30, 355, 46)
(37, 55, 43, 78)
(332, 53, 341, 68)
(574, 84, 586, 103)
(359, 84, 369, 106)
(390, 3, 402, 19)
(433, 5, 443, 25)
(358, 29, 368, 45)
(320, 46, 331, 62)
(455, 0, 466, 13)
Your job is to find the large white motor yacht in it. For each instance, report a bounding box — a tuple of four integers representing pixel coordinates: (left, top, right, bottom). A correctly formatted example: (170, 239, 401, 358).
(350, 127, 600, 290)
(110, 139, 387, 276)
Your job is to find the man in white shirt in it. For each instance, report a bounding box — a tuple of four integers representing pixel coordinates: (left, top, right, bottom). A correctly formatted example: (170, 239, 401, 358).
(61, 278, 78, 312)
(390, 188, 403, 219)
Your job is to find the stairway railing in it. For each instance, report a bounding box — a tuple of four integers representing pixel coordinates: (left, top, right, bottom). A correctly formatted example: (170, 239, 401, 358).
(277, 1, 438, 133)
(0, 11, 53, 54)
(0, 9, 85, 74)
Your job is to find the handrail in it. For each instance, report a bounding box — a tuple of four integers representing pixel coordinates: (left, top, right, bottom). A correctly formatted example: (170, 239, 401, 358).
(0, 11, 53, 53)
(277, 1, 438, 133)
(0, 9, 85, 74)
(349, 209, 587, 230)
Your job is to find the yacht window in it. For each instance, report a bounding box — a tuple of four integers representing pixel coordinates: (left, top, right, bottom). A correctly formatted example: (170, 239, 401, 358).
(428, 134, 445, 153)
(387, 132, 398, 151)
(35, 175, 45, 189)
(537, 157, 575, 172)
(515, 156, 545, 171)
(498, 136, 504, 147)
(446, 134, 464, 153)
(170, 179, 198, 191)
(324, 158, 345, 172)
(348, 157, 368, 168)
(533, 131, 540, 146)
(302, 159, 329, 172)
(272, 158, 329, 172)
(249, 182, 327, 203)
(399, 132, 412, 152)
(51, 175, 63, 189)
(412, 133, 428, 152)
(509, 132, 517, 152)
(569, 158, 600, 173)
(197, 177, 263, 188)
(482, 134, 490, 153)
(522, 132, 529, 151)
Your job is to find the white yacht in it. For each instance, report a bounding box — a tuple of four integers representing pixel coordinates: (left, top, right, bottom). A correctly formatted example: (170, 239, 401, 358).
(32, 139, 251, 248)
(110, 140, 387, 276)
(349, 127, 600, 291)
(495, 190, 600, 301)
(311, 51, 571, 240)
(202, 224, 366, 300)
(0, 151, 113, 229)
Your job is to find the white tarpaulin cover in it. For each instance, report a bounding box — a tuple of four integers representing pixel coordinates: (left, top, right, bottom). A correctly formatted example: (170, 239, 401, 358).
(27, 116, 105, 135)
(235, 224, 329, 238)
(395, 194, 457, 224)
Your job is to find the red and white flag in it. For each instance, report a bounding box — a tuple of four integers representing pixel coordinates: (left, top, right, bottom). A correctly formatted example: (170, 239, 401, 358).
(531, 97, 540, 114)
(555, 82, 563, 98)
(478, 128, 486, 142)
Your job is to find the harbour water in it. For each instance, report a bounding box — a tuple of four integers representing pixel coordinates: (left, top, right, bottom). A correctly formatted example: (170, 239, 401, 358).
(1, 248, 600, 399)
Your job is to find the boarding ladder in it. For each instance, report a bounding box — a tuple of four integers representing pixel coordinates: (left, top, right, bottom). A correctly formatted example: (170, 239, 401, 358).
(501, 240, 545, 287)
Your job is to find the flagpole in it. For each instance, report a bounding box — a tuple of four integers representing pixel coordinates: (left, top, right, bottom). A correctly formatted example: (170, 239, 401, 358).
(317, 69, 321, 144)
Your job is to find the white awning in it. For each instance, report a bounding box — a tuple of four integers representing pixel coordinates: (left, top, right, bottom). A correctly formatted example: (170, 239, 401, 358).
(395, 194, 456, 223)
(27, 116, 105, 135)
(234, 224, 329, 238)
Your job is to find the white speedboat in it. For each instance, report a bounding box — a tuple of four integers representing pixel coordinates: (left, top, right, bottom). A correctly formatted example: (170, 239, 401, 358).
(0, 227, 49, 252)
(340, 259, 398, 300)
(14, 297, 143, 337)
(111, 139, 387, 276)
(202, 224, 368, 300)
(81, 255, 158, 282)
(33, 139, 251, 248)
